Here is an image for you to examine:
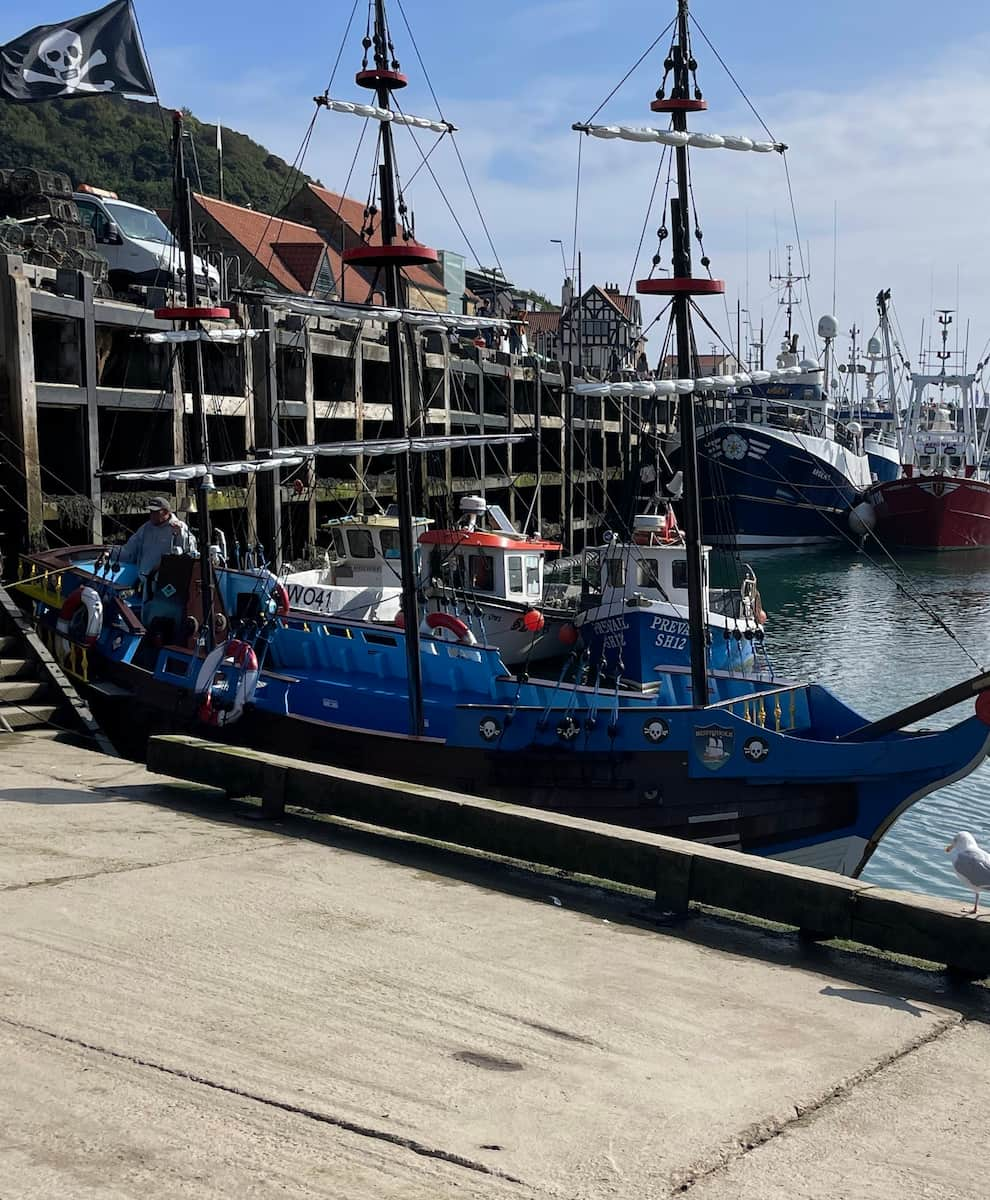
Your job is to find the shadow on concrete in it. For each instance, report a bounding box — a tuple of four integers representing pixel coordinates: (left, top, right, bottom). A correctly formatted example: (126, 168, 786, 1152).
(0, 787, 117, 805)
(819, 986, 932, 1018)
(67, 777, 990, 1024)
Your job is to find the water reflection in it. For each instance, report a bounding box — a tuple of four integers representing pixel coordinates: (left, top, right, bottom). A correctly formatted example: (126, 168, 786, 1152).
(717, 544, 990, 898)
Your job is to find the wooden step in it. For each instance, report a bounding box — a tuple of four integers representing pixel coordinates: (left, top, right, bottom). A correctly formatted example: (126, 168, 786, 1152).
(0, 703, 57, 730)
(0, 658, 34, 680)
(0, 679, 49, 703)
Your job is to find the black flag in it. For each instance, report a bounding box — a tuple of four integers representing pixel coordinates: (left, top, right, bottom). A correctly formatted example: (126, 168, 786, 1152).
(0, 0, 155, 103)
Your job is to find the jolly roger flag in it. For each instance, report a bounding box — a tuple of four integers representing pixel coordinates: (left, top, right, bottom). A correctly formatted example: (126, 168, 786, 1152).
(0, 0, 155, 103)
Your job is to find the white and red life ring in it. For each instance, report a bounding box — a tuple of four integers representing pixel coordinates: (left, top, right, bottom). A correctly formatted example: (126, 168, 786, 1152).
(394, 610, 478, 646)
(194, 637, 261, 727)
(56, 585, 103, 646)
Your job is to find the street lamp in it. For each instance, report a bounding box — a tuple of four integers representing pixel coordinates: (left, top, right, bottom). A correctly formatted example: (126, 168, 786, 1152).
(550, 238, 568, 278)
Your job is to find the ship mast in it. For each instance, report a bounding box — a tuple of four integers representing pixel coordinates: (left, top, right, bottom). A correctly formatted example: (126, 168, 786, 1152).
(169, 111, 219, 648)
(340, 0, 441, 737)
(637, 0, 724, 706)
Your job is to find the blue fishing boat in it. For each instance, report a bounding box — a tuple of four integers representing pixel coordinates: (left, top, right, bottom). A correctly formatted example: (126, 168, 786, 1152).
(16, 0, 990, 877)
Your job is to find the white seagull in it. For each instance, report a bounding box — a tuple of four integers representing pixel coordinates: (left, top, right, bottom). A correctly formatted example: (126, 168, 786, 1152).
(945, 831, 990, 915)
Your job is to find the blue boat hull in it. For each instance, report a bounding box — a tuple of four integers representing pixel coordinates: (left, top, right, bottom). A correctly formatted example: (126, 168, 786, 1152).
(577, 606, 761, 686)
(686, 423, 870, 547)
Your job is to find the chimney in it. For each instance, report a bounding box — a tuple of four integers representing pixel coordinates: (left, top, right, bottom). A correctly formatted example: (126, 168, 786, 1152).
(561, 276, 573, 308)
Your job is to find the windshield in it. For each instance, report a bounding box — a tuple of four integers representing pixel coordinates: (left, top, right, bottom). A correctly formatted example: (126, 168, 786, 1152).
(105, 201, 174, 245)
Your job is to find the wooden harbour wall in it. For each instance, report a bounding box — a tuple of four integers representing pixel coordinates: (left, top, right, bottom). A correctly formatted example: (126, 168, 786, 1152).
(0, 253, 649, 569)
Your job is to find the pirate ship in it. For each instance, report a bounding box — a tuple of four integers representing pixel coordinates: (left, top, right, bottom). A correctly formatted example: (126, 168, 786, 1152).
(17, 0, 990, 877)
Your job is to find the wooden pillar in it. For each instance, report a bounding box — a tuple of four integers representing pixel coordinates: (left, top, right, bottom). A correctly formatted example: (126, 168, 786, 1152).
(169, 328, 188, 520)
(302, 323, 317, 548)
(507, 367, 516, 525)
(240, 313, 258, 546)
(0, 256, 44, 560)
(562, 365, 573, 554)
(352, 330, 365, 517)
(442, 340, 452, 510)
(79, 273, 103, 542)
(250, 307, 280, 566)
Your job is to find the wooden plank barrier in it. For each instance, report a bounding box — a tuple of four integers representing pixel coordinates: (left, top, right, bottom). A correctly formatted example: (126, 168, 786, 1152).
(147, 734, 990, 977)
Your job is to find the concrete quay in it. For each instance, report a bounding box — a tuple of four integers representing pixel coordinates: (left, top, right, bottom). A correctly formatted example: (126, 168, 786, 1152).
(2, 731, 989, 1199)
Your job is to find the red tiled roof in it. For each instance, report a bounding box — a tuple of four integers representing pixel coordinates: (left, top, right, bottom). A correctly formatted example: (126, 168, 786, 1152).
(272, 242, 326, 291)
(523, 309, 562, 335)
(298, 183, 445, 301)
(193, 194, 332, 295)
(596, 286, 637, 320)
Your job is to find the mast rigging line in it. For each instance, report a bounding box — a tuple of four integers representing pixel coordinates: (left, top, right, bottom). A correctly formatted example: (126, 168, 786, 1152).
(579, 17, 677, 128)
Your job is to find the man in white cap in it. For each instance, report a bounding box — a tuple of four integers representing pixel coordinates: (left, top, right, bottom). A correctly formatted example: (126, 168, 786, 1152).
(118, 496, 197, 593)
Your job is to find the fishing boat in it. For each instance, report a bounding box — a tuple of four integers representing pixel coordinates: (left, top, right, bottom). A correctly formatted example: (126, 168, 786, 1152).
(283, 498, 569, 667)
(667, 246, 877, 547)
(16, 0, 990, 877)
(543, 503, 769, 688)
(852, 309, 990, 549)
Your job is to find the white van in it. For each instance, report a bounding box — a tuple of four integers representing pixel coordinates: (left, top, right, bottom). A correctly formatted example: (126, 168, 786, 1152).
(72, 185, 220, 300)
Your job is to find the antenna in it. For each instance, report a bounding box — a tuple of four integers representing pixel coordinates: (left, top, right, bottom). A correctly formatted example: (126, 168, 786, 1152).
(769, 244, 810, 347)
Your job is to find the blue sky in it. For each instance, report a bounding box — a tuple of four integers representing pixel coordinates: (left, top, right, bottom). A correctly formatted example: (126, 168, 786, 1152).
(6, 0, 990, 368)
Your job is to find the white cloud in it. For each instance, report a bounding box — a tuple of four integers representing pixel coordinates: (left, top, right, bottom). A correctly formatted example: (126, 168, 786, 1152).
(160, 27, 990, 373)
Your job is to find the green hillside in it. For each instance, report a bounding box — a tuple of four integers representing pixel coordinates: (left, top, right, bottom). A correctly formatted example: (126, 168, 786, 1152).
(0, 94, 309, 211)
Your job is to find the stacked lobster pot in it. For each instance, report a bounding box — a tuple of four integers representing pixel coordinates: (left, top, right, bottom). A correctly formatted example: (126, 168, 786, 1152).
(0, 167, 109, 291)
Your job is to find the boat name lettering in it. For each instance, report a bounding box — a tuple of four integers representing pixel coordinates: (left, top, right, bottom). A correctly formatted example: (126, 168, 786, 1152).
(286, 583, 333, 612)
(595, 616, 630, 635)
(650, 616, 689, 635)
(655, 634, 688, 651)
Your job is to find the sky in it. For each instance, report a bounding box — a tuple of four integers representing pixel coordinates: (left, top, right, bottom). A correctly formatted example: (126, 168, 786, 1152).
(6, 0, 990, 374)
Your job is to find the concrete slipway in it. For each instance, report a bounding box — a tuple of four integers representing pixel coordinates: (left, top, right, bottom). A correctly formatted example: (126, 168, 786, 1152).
(1, 731, 988, 1199)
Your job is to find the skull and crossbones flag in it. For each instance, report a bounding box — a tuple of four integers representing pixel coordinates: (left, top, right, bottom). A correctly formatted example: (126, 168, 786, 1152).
(0, 0, 155, 103)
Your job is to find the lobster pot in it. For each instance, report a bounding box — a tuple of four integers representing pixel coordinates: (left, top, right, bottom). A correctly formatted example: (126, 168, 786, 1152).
(19, 195, 81, 225)
(8, 168, 72, 198)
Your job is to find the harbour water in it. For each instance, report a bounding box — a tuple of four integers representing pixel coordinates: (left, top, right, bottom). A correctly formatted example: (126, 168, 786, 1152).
(738, 544, 990, 902)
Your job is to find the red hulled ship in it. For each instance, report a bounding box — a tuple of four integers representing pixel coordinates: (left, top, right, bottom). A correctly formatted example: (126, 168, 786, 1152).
(856, 310, 990, 549)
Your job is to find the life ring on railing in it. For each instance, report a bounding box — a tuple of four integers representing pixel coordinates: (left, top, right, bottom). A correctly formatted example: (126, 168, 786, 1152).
(56, 585, 103, 647)
(394, 609, 477, 645)
(194, 638, 261, 726)
(425, 611, 477, 645)
(272, 582, 290, 617)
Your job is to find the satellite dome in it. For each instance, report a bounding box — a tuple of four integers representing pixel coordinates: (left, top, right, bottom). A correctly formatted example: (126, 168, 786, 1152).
(817, 314, 839, 339)
(867, 336, 882, 356)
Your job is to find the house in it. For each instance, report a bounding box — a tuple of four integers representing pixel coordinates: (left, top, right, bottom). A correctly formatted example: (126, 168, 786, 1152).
(660, 352, 740, 378)
(189, 194, 346, 298)
(282, 182, 447, 311)
(523, 281, 646, 373)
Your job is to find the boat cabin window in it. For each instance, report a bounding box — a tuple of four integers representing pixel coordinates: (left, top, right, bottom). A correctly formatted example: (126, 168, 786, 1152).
(671, 559, 688, 590)
(331, 528, 347, 558)
(507, 555, 523, 594)
(607, 559, 626, 588)
(347, 529, 375, 559)
(468, 553, 495, 592)
(380, 529, 400, 558)
(637, 558, 662, 590)
(525, 554, 541, 597)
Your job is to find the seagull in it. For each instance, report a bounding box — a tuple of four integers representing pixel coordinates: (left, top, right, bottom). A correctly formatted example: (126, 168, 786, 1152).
(945, 831, 990, 915)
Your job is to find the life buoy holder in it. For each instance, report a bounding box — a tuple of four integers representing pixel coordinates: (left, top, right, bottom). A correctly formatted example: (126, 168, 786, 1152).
(56, 585, 103, 647)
